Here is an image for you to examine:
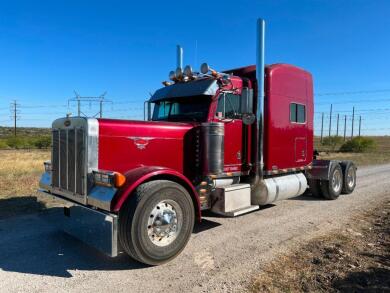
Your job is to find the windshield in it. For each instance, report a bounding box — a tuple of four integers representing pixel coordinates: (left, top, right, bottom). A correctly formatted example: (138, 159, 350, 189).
(152, 96, 211, 122)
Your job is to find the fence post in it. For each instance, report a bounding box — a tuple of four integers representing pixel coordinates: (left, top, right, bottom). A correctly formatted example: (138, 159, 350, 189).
(351, 106, 355, 139)
(321, 112, 324, 143)
(328, 104, 332, 137)
(344, 115, 347, 141)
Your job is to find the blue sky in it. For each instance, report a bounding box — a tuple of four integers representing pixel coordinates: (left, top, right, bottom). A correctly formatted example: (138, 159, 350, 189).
(0, 0, 389, 135)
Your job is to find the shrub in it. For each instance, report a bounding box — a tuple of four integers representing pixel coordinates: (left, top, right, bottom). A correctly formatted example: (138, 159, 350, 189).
(33, 136, 51, 149)
(5, 136, 32, 149)
(340, 137, 376, 153)
(321, 136, 343, 151)
(0, 139, 9, 149)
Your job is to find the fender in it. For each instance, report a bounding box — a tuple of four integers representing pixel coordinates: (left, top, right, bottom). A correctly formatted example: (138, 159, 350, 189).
(111, 166, 201, 221)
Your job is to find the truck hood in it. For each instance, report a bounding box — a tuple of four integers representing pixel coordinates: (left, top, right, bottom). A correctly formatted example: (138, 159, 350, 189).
(97, 118, 198, 176)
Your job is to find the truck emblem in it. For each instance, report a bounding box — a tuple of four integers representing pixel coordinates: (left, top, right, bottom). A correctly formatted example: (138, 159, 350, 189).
(128, 137, 155, 150)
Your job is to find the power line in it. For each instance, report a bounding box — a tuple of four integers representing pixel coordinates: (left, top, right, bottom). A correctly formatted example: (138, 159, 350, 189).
(315, 88, 390, 97)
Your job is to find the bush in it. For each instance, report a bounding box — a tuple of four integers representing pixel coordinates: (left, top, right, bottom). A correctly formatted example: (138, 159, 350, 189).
(5, 136, 32, 149)
(340, 137, 376, 153)
(32, 136, 51, 149)
(321, 136, 343, 151)
(0, 139, 9, 149)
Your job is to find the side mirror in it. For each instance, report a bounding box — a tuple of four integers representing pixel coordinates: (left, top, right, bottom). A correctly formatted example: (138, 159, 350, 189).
(242, 113, 256, 125)
(241, 87, 253, 114)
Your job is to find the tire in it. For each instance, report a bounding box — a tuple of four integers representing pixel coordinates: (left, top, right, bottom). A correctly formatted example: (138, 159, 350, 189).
(308, 179, 322, 197)
(341, 162, 357, 194)
(119, 180, 195, 265)
(320, 163, 343, 200)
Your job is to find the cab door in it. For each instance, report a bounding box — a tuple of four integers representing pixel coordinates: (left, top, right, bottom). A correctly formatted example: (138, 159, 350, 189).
(215, 93, 243, 173)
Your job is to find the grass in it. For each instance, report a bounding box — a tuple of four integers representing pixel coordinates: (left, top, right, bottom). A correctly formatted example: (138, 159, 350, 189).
(0, 149, 60, 218)
(315, 136, 390, 166)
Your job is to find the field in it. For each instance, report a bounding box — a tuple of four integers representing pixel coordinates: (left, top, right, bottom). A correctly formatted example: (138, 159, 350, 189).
(0, 149, 58, 218)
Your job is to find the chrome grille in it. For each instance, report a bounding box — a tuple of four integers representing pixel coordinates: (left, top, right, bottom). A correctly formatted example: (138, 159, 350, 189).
(52, 127, 86, 199)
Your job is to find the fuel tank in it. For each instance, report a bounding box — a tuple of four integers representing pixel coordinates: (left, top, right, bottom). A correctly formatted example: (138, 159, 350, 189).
(251, 173, 307, 205)
(97, 119, 198, 177)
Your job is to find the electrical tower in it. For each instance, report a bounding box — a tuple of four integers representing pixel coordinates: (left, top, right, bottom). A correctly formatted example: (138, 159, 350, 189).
(68, 91, 112, 118)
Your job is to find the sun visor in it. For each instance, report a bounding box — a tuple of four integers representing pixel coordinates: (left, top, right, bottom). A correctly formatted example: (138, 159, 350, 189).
(150, 79, 218, 102)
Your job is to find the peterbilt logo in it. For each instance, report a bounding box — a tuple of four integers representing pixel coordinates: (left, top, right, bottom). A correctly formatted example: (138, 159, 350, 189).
(128, 137, 155, 150)
(64, 120, 71, 127)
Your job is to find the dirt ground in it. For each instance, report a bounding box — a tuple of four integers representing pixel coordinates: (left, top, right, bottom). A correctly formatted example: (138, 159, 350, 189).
(250, 200, 390, 292)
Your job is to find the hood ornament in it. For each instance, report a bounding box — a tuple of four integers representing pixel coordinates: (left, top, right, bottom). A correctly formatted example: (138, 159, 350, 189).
(128, 137, 155, 150)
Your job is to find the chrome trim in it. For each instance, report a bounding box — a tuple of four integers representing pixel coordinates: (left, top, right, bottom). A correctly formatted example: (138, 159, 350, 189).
(201, 122, 224, 175)
(38, 189, 121, 257)
(177, 45, 183, 70)
(256, 18, 265, 176)
(88, 185, 117, 211)
(87, 118, 99, 173)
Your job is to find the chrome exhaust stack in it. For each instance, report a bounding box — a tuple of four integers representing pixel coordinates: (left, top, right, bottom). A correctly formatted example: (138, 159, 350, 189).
(176, 45, 183, 70)
(256, 18, 265, 178)
(251, 18, 266, 203)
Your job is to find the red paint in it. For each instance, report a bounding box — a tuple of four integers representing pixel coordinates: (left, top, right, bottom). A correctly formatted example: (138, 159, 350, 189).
(111, 166, 201, 220)
(264, 64, 313, 171)
(226, 64, 314, 171)
(98, 119, 195, 175)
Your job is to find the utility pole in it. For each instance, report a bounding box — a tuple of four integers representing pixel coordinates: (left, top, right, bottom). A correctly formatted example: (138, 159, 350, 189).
(320, 112, 324, 143)
(358, 115, 362, 137)
(343, 115, 347, 141)
(328, 104, 332, 137)
(336, 113, 339, 137)
(99, 100, 103, 118)
(10, 100, 20, 136)
(351, 106, 355, 139)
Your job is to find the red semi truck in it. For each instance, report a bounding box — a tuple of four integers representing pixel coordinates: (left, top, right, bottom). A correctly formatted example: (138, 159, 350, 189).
(39, 19, 357, 265)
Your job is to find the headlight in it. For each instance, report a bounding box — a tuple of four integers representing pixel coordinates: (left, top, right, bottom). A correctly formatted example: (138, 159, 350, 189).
(44, 161, 52, 172)
(93, 170, 126, 188)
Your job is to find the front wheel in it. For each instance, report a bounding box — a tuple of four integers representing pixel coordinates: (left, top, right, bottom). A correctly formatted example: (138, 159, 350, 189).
(119, 180, 195, 265)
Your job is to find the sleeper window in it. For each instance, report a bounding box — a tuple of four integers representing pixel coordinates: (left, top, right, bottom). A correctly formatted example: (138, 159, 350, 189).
(290, 103, 306, 123)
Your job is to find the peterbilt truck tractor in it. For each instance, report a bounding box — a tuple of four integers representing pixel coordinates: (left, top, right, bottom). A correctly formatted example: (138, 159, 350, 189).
(39, 18, 357, 265)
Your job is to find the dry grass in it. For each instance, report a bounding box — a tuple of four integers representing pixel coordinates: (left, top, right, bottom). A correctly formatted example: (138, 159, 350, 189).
(0, 149, 62, 218)
(315, 136, 390, 166)
(0, 149, 50, 198)
(318, 152, 390, 166)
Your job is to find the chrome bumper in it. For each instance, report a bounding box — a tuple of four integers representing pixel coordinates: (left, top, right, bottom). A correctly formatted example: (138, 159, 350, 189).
(39, 171, 117, 211)
(38, 189, 121, 257)
(39, 172, 122, 257)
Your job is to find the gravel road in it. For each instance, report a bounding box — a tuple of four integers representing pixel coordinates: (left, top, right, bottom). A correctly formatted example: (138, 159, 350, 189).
(1, 164, 389, 293)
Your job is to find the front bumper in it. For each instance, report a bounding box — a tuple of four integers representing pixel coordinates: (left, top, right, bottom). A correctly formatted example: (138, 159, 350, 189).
(39, 172, 122, 257)
(39, 171, 117, 211)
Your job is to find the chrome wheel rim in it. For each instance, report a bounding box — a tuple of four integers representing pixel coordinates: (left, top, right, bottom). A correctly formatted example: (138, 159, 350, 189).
(347, 167, 355, 189)
(332, 169, 342, 193)
(147, 200, 181, 247)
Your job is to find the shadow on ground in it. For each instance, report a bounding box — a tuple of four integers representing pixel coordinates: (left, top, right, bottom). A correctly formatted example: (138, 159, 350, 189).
(0, 196, 46, 220)
(0, 206, 222, 278)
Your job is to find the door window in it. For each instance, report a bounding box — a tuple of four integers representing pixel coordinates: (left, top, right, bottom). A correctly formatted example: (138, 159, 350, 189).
(216, 93, 241, 119)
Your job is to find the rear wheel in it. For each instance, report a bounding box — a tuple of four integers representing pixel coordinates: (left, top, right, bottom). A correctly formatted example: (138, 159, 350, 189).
(320, 163, 343, 200)
(342, 162, 357, 194)
(119, 180, 195, 265)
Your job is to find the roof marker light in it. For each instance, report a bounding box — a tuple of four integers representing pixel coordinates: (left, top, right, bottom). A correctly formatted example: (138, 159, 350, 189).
(175, 67, 183, 79)
(184, 65, 193, 77)
(169, 70, 176, 81)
